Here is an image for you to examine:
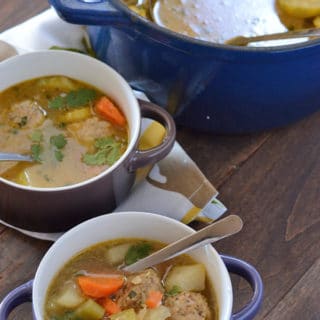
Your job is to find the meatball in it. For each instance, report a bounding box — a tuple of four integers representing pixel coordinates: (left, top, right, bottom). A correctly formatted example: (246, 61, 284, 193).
(67, 117, 113, 145)
(164, 291, 211, 320)
(117, 269, 164, 310)
(7, 100, 45, 128)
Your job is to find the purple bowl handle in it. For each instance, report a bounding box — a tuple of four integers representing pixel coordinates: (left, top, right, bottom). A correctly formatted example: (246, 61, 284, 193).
(221, 255, 263, 320)
(126, 99, 176, 172)
(49, 0, 130, 26)
(0, 280, 33, 320)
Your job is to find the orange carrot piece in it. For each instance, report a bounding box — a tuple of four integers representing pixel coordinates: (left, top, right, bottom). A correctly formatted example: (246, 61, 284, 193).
(145, 290, 163, 309)
(95, 96, 126, 127)
(77, 276, 124, 298)
(100, 297, 121, 315)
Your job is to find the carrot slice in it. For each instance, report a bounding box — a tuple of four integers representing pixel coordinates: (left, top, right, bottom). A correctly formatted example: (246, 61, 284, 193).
(100, 297, 121, 315)
(77, 276, 124, 298)
(95, 96, 126, 127)
(145, 290, 163, 309)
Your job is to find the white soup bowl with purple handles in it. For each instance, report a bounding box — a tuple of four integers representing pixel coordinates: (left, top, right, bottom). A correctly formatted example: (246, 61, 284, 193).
(0, 211, 263, 319)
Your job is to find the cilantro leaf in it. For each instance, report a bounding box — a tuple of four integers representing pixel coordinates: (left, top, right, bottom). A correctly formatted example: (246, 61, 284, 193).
(30, 130, 43, 143)
(48, 88, 97, 110)
(54, 150, 64, 162)
(50, 134, 67, 149)
(125, 242, 153, 266)
(82, 149, 111, 166)
(82, 136, 123, 166)
(166, 285, 182, 297)
(31, 143, 42, 162)
(65, 88, 96, 107)
(48, 96, 64, 110)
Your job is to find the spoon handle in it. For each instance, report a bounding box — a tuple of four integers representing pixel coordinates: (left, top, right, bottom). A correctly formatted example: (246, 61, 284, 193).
(123, 215, 243, 273)
(226, 28, 320, 46)
(0, 152, 33, 162)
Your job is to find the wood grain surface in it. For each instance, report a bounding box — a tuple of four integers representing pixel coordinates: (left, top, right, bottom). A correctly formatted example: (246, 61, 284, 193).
(0, 1, 319, 319)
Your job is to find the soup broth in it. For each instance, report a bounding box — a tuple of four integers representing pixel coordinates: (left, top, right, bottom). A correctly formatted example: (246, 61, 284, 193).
(45, 238, 218, 320)
(123, 0, 315, 43)
(0, 76, 128, 188)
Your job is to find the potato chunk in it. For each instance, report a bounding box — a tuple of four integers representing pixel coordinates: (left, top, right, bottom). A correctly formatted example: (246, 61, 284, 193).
(278, 0, 320, 18)
(74, 299, 105, 320)
(55, 282, 85, 308)
(165, 264, 206, 292)
(106, 243, 132, 266)
(110, 308, 137, 320)
(58, 107, 91, 124)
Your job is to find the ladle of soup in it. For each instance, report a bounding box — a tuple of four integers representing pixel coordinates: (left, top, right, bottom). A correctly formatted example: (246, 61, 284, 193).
(0, 76, 128, 188)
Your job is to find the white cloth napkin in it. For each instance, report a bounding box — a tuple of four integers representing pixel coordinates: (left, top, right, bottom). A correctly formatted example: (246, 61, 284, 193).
(0, 8, 226, 241)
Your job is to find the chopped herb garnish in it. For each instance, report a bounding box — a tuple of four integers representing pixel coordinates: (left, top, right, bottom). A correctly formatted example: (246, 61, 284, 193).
(54, 150, 64, 162)
(50, 134, 67, 162)
(48, 96, 64, 110)
(30, 130, 43, 143)
(128, 290, 137, 299)
(31, 143, 42, 162)
(65, 88, 96, 107)
(82, 136, 123, 166)
(10, 129, 18, 135)
(48, 88, 97, 110)
(124, 242, 153, 266)
(166, 285, 182, 297)
(50, 36, 96, 58)
(50, 134, 67, 149)
(18, 116, 28, 127)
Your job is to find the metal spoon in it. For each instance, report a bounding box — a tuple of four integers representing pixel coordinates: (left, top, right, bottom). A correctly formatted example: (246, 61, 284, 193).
(0, 152, 33, 162)
(225, 28, 320, 46)
(123, 214, 243, 273)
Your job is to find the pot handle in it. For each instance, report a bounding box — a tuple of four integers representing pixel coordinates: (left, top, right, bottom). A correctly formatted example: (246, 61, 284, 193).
(221, 255, 264, 320)
(0, 280, 33, 320)
(126, 99, 176, 172)
(49, 0, 130, 26)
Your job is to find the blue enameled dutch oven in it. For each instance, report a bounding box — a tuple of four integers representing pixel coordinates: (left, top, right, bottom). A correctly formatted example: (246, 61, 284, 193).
(50, 0, 320, 134)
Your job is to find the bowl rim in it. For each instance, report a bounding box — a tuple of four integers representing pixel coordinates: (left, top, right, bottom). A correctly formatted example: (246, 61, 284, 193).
(0, 50, 141, 192)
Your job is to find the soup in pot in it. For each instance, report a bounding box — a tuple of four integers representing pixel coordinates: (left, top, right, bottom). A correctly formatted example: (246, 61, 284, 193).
(45, 238, 218, 320)
(0, 76, 128, 188)
(123, 0, 318, 44)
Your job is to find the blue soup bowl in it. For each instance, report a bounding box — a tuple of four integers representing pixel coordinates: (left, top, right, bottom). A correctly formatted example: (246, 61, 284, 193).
(50, 0, 320, 133)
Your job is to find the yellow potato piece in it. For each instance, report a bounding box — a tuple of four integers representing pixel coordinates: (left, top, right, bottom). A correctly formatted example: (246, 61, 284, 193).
(313, 15, 320, 26)
(58, 107, 91, 124)
(278, 0, 320, 18)
(129, 5, 147, 17)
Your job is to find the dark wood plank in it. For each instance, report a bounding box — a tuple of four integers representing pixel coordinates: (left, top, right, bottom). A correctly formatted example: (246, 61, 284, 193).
(264, 257, 320, 320)
(176, 129, 272, 188)
(0, 0, 49, 32)
(0, 229, 50, 297)
(212, 111, 320, 318)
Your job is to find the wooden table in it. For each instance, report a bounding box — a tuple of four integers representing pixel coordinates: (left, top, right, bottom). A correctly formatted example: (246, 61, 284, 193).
(0, 1, 319, 319)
